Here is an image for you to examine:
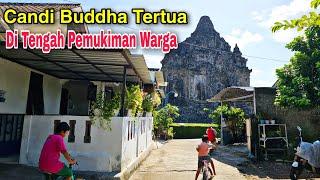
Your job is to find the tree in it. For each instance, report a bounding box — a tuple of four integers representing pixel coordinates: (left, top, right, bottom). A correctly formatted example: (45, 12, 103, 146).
(272, 0, 320, 32)
(209, 105, 245, 141)
(153, 104, 180, 139)
(274, 26, 320, 108)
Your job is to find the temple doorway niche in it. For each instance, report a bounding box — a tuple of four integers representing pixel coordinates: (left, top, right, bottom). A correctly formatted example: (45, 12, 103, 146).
(196, 83, 205, 100)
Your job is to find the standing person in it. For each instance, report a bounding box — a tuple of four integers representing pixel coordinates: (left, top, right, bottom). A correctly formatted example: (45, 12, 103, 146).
(195, 135, 216, 180)
(39, 122, 76, 180)
(206, 127, 217, 145)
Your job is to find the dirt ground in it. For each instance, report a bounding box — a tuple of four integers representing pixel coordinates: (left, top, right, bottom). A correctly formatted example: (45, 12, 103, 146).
(0, 139, 319, 179)
(130, 139, 320, 180)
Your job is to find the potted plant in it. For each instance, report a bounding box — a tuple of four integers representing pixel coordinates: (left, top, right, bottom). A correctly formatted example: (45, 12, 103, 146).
(110, 93, 121, 116)
(142, 94, 153, 117)
(125, 85, 143, 117)
(90, 92, 113, 131)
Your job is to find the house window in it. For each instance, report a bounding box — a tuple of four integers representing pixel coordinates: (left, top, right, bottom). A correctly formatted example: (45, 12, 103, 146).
(68, 120, 76, 143)
(84, 121, 91, 143)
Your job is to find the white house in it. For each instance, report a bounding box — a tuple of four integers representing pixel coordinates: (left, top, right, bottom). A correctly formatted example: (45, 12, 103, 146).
(0, 2, 166, 174)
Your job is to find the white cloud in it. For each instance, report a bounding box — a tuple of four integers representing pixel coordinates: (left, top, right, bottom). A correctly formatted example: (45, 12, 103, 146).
(252, 0, 311, 43)
(144, 54, 164, 68)
(251, 68, 262, 76)
(250, 67, 279, 87)
(272, 29, 303, 43)
(231, 28, 242, 36)
(259, 0, 312, 27)
(251, 79, 274, 87)
(224, 29, 263, 49)
(251, 11, 264, 22)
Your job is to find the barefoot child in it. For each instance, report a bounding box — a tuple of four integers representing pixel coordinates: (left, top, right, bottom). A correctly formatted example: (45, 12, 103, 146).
(195, 135, 216, 180)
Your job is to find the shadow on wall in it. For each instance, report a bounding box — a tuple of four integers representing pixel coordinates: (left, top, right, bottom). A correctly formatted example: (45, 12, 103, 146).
(255, 88, 320, 143)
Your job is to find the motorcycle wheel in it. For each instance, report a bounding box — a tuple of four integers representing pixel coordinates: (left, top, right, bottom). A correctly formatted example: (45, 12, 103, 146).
(290, 166, 303, 180)
(202, 168, 210, 180)
(290, 167, 298, 180)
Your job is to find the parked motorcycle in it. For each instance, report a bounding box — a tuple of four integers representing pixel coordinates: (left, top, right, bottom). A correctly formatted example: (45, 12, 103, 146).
(290, 126, 320, 180)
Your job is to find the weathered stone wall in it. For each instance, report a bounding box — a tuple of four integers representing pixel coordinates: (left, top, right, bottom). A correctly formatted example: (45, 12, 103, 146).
(255, 87, 320, 143)
(161, 16, 251, 122)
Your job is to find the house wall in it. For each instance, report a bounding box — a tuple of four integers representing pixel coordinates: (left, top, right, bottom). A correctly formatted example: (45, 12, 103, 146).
(19, 115, 153, 172)
(0, 58, 30, 114)
(0, 59, 61, 114)
(255, 87, 320, 143)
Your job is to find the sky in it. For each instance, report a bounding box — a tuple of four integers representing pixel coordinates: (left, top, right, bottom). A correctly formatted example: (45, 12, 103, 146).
(1, 0, 312, 87)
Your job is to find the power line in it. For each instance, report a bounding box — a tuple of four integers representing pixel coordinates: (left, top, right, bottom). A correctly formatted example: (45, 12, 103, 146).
(94, 25, 289, 63)
(177, 42, 289, 63)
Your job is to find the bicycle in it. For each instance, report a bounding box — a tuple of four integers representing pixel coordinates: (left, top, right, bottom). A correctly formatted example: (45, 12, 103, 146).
(201, 160, 211, 180)
(42, 162, 80, 180)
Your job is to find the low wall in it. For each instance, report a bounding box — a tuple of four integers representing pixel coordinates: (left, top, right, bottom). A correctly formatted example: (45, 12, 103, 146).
(19, 115, 153, 173)
(255, 87, 320, 143)
(120, 117, 153, 170)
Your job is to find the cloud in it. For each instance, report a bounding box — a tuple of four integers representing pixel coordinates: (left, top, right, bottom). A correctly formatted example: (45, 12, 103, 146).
(252, 0, 311, 43)
(251, 68, 262, 76)
(224, 29, 263, 49)
(250, 67, 279, 87)
(251, 11, 264, 22)
(258, 0, 311, 27)
(144, 54, 164, 68)
(251, 79, 274, 87)
(272, 29, 303, 43)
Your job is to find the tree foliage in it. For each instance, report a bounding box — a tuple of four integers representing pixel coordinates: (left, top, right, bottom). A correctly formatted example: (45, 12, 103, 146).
(208, 105, 245, 142)
(209, 105, 245, 126)
(275, 26, 320, 108)
(272, 0, 320, 32)
(125, 85, 143, 115)
(153, 104, 180, 139)
(90, 92, 120, 131)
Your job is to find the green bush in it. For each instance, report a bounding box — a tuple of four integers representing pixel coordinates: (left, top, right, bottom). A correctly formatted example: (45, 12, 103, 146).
(153, 104, 180, 140)
(170, 123, 220, 139)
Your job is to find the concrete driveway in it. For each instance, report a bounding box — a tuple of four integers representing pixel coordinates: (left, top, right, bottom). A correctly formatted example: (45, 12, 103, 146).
(130, 139, 247, 180)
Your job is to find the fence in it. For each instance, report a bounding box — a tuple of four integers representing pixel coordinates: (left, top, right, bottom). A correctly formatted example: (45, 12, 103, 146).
(19, 115, 153, 172)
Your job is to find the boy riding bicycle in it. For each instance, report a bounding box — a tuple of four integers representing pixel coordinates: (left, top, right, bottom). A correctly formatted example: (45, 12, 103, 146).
(195, 135, 216, 180)
(39, 122, 77, 180)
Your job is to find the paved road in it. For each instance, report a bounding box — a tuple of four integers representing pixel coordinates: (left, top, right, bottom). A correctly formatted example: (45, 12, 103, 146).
(130, 139, 247, 180)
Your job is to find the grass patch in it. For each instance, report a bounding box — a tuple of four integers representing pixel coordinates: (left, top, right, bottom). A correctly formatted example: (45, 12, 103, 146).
(170, 123, 219, 127)
(170, 123, 220, 139)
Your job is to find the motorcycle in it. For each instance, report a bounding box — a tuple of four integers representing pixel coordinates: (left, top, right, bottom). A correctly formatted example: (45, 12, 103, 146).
(42, 156, 83, 180)
(290, 126, 320, 180)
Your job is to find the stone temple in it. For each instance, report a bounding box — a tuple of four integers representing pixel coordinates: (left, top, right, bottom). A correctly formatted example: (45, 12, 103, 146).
(161, 16, 251, 122)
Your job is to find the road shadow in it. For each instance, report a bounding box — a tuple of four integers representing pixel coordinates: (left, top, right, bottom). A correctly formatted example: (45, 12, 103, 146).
(211, 144, 320, 179)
